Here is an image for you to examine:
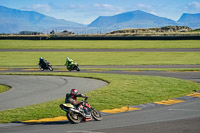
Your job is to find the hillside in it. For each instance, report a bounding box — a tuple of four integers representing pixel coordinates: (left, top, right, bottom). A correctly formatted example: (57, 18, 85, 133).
(178, 13, 200, 29)
(88, 10, 178, 30)
(0, 5, 85, 33)
(108, 26, 192, 34)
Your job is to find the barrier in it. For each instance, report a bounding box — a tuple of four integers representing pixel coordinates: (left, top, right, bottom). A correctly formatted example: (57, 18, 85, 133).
(0, 35, 200, 40)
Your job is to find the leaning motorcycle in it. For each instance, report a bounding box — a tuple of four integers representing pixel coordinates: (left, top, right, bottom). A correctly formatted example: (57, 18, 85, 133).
(60, 97, 102, 124)
(66, 62, 80, 71)
(39, 62, 53, 71)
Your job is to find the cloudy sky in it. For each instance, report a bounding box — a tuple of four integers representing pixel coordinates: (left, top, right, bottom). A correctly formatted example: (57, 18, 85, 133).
(0, 0, 200, 24)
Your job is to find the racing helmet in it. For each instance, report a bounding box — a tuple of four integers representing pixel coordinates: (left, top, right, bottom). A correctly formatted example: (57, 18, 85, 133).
(71, 89, 78, 95)
(39, 57, 43, 60)
(66, 57, 69, 61)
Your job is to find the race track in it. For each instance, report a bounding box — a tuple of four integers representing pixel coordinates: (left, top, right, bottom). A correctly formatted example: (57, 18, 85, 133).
(0, 47, 200, 133)
(0, 75, 108, 111)
(0, 69, 200, 133)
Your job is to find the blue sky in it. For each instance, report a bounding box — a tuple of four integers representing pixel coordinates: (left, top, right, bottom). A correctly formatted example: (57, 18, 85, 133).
(0, 0, 200, 24)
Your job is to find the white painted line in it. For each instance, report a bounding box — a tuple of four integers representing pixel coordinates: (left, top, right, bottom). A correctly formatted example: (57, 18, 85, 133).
(67, 131, 105, 133)
(168, 109, 200, 112)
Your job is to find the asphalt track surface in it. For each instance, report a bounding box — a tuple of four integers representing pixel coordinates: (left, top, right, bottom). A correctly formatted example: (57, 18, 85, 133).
(0, 75, 108, 111)
(0, 48, 200, 133)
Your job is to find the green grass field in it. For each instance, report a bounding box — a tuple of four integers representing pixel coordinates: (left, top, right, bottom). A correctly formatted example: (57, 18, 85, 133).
(0, 72, 199, 123)
(0, 40, 200, 49)
(0, 84, 10, 93)
(0, 52, 199, 66)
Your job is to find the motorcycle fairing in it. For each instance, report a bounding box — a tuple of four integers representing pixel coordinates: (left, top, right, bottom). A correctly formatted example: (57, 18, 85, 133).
(63, 103, 74, 108)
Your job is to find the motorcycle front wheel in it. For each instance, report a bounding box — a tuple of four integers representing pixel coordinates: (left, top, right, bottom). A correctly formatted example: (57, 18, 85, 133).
(91, 109, 102, 121)
(66, 111, 82, 124)
(49, 66, 53, 71)
(76, 67, 80, 71)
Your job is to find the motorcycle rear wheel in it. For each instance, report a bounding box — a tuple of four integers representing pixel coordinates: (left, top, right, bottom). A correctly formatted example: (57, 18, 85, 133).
(39, 66, 44, 71)
(66, 111, 82, 124)
(91, 109, 102, 121)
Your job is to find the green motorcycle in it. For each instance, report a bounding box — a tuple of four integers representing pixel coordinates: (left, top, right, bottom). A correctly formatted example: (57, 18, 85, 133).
(66, 62, 80, 71)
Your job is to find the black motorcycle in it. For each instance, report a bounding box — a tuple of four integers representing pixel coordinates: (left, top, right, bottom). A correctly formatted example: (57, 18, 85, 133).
(39, 61, 53, 71)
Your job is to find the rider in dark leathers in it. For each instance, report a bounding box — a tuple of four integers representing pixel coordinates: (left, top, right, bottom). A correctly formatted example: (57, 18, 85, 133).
(39, 57, 48, 68)
(65, 89, 91, 118)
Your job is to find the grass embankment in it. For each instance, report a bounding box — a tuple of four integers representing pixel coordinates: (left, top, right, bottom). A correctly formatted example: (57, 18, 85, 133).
(0, 52, 200, 67)
(0, 72, 199, 123)
(0, 40, 200, 49)
(0, 84, 10, 93)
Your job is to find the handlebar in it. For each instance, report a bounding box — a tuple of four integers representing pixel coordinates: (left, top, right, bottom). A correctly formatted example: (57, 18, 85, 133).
(82, 96, 88, 103)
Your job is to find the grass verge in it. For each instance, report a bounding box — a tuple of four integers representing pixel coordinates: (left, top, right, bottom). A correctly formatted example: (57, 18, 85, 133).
(0, 67, 200, 72)
(81, 68, 200, 72)
(0, 40, 200, 49)
(0, 84, 10, 93)
(0, 72, 199, 123)
(0, 52, 200, 66)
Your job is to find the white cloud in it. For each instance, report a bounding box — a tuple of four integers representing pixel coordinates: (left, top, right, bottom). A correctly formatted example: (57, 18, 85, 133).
(137, 3, 152, 10)
(93, 3, 124, 15)
(23, 4, 51, 13)
(102, 4, 113, 8)
(186, 1, 200, 11)
(93, 3, 121, 10)
(67, 3, 124, 16)
(69, 4, 87, 9)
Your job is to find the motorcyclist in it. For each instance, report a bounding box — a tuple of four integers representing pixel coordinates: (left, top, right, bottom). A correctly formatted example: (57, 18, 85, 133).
(65, 89, 91, 118)
(39, 57, 48, 68)
(65, 57, 73, 70)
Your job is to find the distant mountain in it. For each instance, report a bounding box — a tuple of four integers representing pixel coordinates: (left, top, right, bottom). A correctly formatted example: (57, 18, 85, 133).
(1, 5, 200, 34)
(178, 13, 200, 29)
(0, 5, 85, 33)
(88, 10, 178, 31)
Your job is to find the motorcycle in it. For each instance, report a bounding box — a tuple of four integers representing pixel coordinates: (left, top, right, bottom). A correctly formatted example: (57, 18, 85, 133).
(60, 97, 102, 124)
(39, 61, 53, 71)
(66, 62, 80, 72)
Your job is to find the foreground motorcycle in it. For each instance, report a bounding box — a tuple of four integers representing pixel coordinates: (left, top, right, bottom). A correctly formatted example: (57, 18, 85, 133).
(66, 62, 80, 72)
(39, 62, 53, 71)
(60, 97, 102, 124)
